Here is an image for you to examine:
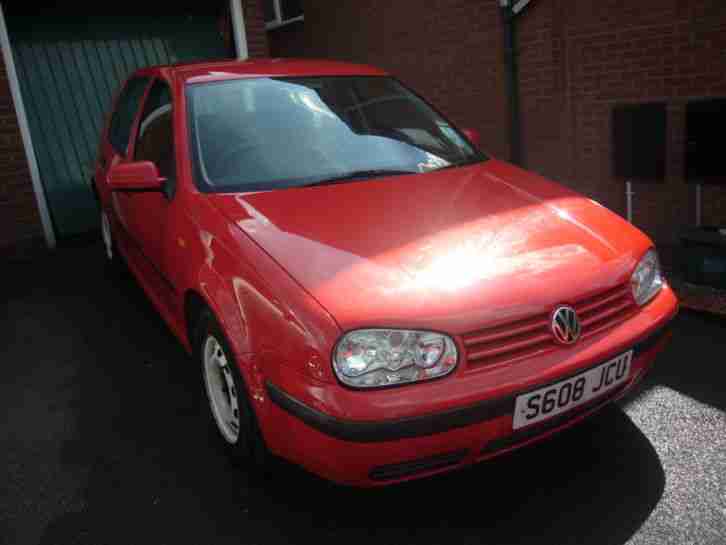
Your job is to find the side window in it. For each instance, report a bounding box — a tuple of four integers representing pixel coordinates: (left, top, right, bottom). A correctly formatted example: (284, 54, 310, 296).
(109, 77, 150, 156)
(135, 80, 176, 187)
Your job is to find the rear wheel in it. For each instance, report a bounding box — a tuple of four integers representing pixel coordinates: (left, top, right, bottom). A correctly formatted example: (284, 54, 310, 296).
(195, 309, 270, 471)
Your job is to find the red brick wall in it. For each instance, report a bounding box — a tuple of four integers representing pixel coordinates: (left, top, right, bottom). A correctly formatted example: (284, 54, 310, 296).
(269, 0, 510, 159)
(0, 58, 43, 250)
(270, 0, 726, 245)
(268, 20, 305, 58)
(242, 0, 270, 57)
(518, 0, 726, 244)
(222, 1, 269, 57)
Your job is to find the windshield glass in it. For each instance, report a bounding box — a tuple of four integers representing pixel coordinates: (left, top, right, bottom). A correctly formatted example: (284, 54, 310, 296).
(187, 76, 486, 192)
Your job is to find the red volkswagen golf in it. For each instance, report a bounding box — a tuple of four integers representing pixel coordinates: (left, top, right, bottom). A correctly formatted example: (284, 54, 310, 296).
(95, 59, 678, 486)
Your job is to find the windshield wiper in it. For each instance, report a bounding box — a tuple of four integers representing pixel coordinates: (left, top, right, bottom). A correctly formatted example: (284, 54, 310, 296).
(300, 169, 418, 188)
(432, 157, 487, 172)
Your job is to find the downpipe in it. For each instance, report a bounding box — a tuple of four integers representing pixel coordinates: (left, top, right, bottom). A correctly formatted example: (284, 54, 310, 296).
(626, 180, 634, 223)
(498, 0, 534, 165)
(695, 183, 702, 227)
(501, 3, 522, 166)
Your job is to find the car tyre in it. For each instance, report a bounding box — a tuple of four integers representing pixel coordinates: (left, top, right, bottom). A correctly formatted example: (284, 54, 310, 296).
(195, 308, 271, 474)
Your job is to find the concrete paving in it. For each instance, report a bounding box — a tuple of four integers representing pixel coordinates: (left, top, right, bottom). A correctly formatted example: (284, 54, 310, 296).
(1, 244, 725, 545)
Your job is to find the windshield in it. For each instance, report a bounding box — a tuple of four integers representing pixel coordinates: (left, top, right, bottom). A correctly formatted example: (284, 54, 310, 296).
(187, 76, 486, 192)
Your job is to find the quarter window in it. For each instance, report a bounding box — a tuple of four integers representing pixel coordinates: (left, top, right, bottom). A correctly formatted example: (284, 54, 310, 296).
(135, 80, 175, 185)
(109, 76, 150, 156)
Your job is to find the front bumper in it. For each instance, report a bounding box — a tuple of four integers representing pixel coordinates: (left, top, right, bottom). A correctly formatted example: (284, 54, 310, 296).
(263, 287, 678, 486)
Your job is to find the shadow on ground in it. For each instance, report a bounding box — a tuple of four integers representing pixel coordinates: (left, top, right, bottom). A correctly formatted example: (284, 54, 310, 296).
(634, 310, 726, 414)
(0, 244, 673, 545)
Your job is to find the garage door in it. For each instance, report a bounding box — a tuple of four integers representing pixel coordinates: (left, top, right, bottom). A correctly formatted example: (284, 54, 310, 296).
(7, 13, 230, 238)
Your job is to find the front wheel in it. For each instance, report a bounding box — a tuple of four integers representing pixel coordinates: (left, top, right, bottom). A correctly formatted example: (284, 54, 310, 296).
(100, 210, 124, 273)
(196, 309, 270, 471)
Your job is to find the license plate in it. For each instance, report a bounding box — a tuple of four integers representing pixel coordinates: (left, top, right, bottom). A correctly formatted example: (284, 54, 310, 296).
(512, 350, 633, 430)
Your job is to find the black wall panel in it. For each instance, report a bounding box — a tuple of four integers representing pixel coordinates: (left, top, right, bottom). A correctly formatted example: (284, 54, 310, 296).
(686, 99, 726, 185)
(613, 102, 667, 183)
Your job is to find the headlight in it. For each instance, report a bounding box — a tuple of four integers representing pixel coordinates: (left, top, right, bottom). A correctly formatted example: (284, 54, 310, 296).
(631, 249, 663, 306)
(333, 329, 458, 388)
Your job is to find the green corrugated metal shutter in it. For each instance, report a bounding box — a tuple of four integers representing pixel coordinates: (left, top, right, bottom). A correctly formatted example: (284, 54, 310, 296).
(7, 15, 229, 238)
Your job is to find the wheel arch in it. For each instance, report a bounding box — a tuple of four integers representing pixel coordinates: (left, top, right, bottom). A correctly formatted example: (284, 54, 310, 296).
(182, 272, 251, 363)
(184, 289, 208, 351)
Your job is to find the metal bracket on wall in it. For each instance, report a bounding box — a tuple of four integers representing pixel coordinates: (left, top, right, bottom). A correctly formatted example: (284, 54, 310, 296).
(513, 0, 534, 15)
(499, 0, 534, 16)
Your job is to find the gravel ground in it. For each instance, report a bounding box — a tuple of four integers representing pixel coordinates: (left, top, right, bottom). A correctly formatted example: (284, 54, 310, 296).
(1, 244, 724, 545)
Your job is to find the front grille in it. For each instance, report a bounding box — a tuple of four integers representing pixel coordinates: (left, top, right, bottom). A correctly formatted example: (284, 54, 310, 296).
(462, 283, 637, 368)
(575, 283, 638, 338)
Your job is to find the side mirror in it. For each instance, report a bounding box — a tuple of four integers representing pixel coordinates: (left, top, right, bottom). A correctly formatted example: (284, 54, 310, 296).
(108, 161, 165, 192)
(461, 128, 481, 148)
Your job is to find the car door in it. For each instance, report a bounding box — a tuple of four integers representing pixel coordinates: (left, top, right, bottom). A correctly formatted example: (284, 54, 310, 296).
(114, 78, 178, 310)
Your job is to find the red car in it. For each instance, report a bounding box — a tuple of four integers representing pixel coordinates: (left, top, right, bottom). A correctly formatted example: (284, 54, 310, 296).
(94, 59, 678, 486)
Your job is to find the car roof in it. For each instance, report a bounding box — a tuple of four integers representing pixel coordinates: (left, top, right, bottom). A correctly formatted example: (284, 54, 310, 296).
(136, 58, 389, 85)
